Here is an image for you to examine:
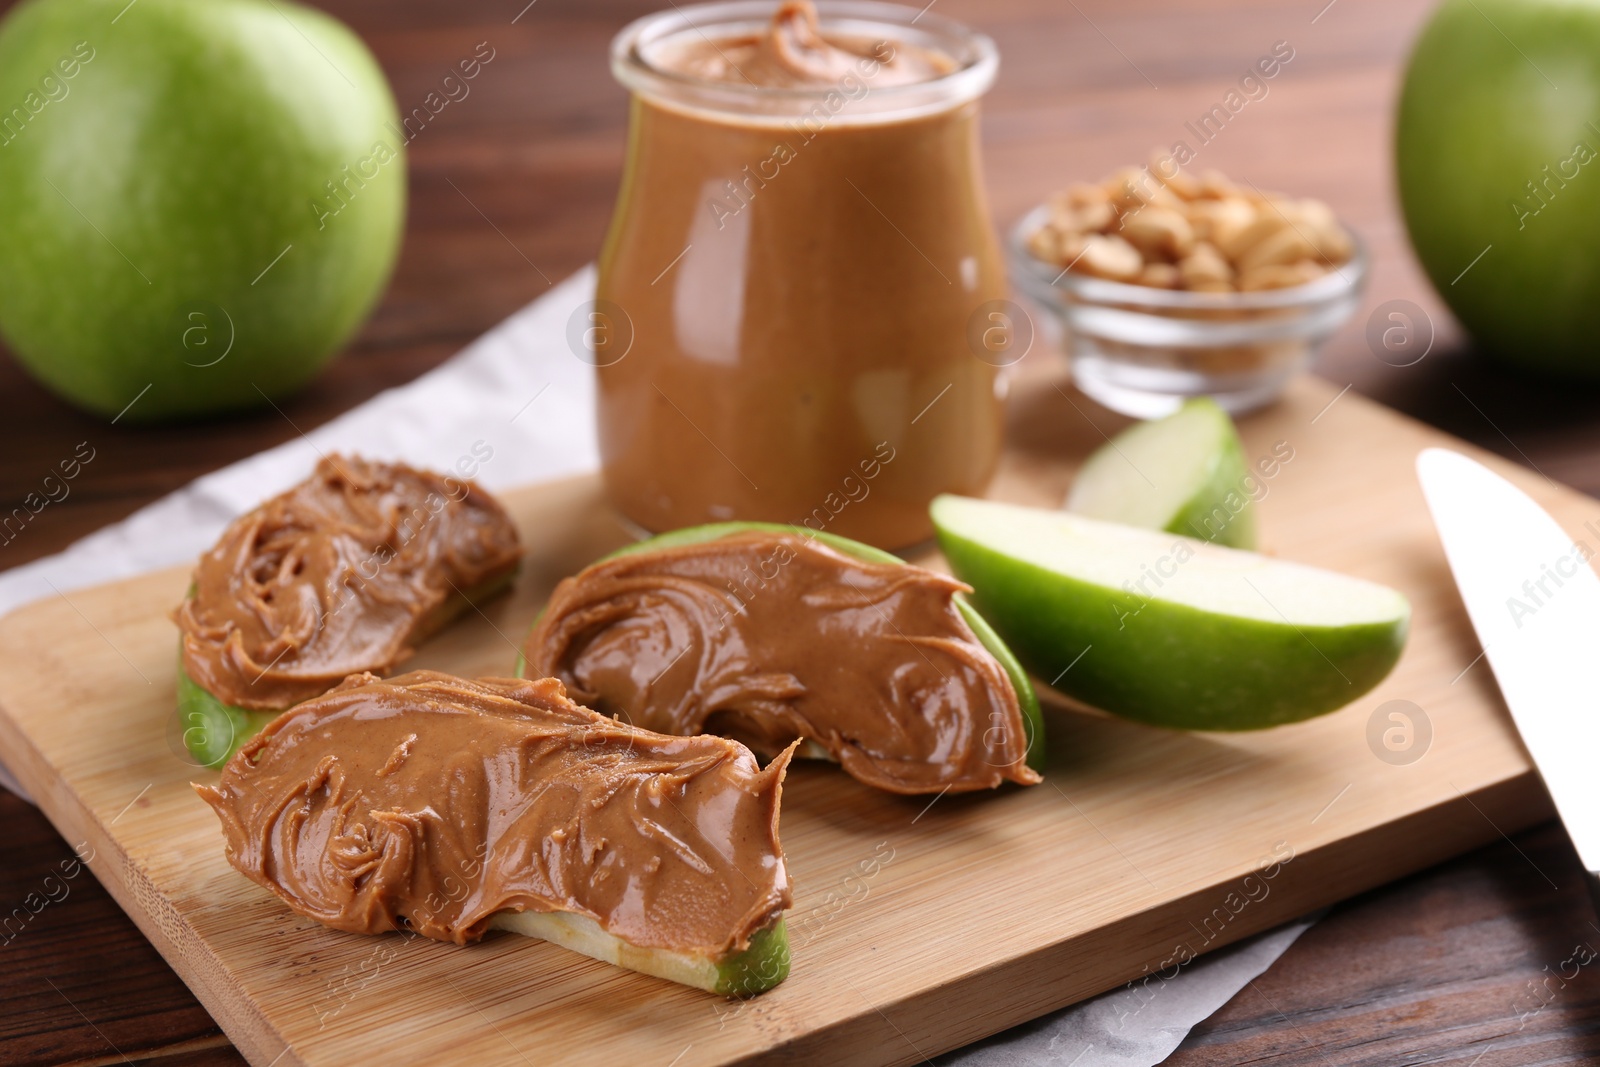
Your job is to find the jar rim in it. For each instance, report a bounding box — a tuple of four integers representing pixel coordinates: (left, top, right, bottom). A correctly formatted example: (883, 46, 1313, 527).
(610, 1, 998, 125)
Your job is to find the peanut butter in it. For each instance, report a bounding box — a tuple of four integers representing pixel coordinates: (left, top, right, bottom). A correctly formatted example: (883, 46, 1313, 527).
(651, 1, 952, 88)
(175, 456, 522, 709)
(599, 1, 1006, 548)
(195, 671, 793, 958)
(522, 530, 1040, 794)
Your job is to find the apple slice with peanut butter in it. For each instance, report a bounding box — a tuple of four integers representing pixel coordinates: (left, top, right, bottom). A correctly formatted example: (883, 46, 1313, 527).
(173, 455, 523, 767)
(519, 523, 1044, 795)
(195, 671, 794, 995)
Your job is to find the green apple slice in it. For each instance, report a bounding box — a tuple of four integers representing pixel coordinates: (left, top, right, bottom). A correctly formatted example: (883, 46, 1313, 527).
(1065, 397, 1257, 549)
(931, 495, 1409, 730)
(514, 521, 1045, 771)
(489, 912, 789, 996)
(177, 661, 278, 769)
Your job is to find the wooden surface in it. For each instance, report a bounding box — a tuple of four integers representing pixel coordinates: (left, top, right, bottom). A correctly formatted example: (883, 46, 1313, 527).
(4, 0, 1600, 1063)
(0, 371, 1589, 1066)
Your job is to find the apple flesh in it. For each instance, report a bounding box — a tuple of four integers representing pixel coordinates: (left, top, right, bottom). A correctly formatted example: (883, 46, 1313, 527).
(931, 496, 1409, 730)
(0, 0, 406, 420)
(489, 912, 790, 996)
(1397, 0, 1600, 378)
(1065, 398, 1256, 549)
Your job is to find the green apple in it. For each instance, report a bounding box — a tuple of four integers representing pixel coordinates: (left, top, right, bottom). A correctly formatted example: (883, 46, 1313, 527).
(1065, 398, 1256, 549)
(0, 0, 405, 420)
(931, 496, 1409, 730)
(1397, 0, 1600, 378)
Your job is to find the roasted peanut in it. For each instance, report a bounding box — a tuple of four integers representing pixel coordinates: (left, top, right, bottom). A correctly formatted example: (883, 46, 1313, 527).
(1236, 224, 1319, 271)
(1138, 262, 1182, 289)
(1108, 166, 1182, 214)
(1076, 234, 1145, 281)
(1290, 199, 1354, 263)
(1196, 169, 1240, 200)
(1238, 260, 1328, 291)
(1179, 242, 1234, 291)
(1055, 231, 1089, 267)
(1214, 214, 1287, 263)
(1062, 198, 1115, 233)
(1025, 225, 1060, 264)
(1149, 150, 1200, 199)
(1120, 207, 1196, 262)
(1189, 197, 1256, 249)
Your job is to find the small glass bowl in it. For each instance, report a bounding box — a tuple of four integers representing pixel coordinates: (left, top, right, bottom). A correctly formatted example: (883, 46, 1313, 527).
(1009, 204, 1368, 418)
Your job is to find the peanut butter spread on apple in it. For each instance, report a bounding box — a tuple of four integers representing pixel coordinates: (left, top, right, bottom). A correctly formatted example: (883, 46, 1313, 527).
(649, 0, 953, 88)
(522, 531, 1040, 794)
(195, 671, 793, 956)
(175, 456, 522, 709)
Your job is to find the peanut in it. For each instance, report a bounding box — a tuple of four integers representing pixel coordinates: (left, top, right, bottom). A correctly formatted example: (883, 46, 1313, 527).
(1060, 198, 1115, 234)
(1214, 214, 1287, 263)
(1076, 234, 1145, 281)
(1196, 169, 1240, 200)
(1138, 262, 1182, 289)
(1189, 197, 1256, 249)
(1149, 150, 1200, 199)
(1179, 242, 1234, 291)
(1120, 207, 1196, 262)
(1238, 260, 1328, 291)
(1107, 166, 1182, 214)
(1236, 224, 1318, 271)
(1025, 225, 1060, 264)
(1290, 199, 1354, 263)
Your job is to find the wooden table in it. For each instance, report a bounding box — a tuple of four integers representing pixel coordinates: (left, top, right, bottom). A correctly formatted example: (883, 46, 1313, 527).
(3, 0, 1599, 1063)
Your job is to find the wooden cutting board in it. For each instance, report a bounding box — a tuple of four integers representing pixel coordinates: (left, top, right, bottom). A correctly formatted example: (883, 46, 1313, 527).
(0, 371, 1582, 1067)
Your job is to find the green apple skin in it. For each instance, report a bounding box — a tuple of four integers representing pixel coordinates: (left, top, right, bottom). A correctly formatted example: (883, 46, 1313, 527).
(1397, 0, 1600, 378)
(1067, 398, 1256, 550)
(932, 499, 1409, 731)
(0, 0, 405, 420)
(176, 658, 277, 769)
(1162, 406, 1255, 549)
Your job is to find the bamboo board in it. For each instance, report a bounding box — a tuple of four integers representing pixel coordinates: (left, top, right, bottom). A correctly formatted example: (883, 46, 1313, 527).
(0, 372, 1581, 1066)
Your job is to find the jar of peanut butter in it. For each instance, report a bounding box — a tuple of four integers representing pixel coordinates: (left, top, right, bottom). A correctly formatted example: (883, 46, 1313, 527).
(597, 0, 1006, 548)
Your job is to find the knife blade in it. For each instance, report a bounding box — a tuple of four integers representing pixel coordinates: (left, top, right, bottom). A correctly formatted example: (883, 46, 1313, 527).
(1417, 447, 1600, 911)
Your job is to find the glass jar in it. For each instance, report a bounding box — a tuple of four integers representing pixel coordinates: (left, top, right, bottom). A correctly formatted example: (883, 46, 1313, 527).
(595, 1, 1006, 549)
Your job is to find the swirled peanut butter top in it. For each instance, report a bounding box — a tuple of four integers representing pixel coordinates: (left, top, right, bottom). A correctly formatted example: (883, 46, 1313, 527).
(649, 0, 954, 89)
(523, 531, 1039, 794)
(194, 671, 793, 956)
(175, 456, 522, 710)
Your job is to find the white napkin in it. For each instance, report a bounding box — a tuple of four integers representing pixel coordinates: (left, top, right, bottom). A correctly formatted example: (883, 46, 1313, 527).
(938, 915, 1317, 1065)
(0, 264, 1311, 1064)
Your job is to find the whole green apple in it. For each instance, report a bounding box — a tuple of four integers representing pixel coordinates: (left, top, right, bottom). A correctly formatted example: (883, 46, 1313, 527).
(1397, 0, 1600, 379)
(0, 0, 405, 421)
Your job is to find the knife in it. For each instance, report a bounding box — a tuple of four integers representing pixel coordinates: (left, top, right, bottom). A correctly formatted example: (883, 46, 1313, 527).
(1417, 447, 1600, 914)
